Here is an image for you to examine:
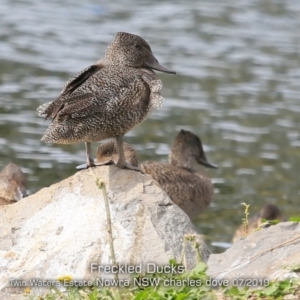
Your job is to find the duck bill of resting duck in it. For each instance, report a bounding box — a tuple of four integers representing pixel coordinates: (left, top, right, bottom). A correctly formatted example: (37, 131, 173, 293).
(36, 32, 175, 171)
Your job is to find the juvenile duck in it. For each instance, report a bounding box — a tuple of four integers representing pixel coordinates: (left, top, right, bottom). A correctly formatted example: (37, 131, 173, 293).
(141, 130, 217, 219)
(232, 204, 285, 242)
(37, 32, 175, 171)
(0, 163, 27, 205)
(76, 139, 138, 170)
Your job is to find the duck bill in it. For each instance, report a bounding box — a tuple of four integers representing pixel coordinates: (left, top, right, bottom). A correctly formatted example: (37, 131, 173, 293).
(199, 157, 218, 169)
(144, 53, 176, 74)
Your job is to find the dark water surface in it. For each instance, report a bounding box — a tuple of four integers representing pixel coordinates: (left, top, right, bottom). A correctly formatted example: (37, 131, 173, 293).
(1, 0, 300, 252)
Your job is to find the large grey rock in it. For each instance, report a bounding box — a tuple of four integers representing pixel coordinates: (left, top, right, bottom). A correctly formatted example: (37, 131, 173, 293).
(207, 222, 300, 282)
(0, 166, 209, 295)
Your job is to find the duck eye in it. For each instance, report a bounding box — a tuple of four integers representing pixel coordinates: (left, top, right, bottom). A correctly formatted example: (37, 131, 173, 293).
(134, 44, 142, 50)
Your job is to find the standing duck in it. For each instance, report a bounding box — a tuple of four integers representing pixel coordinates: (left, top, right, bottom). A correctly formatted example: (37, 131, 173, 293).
(0, 163, 27, 205)
(37, 32, 175, 171)
(140, 130, 217, 219)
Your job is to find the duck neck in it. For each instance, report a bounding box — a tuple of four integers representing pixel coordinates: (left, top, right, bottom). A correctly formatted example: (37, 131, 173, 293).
(169, 153, 197, 171)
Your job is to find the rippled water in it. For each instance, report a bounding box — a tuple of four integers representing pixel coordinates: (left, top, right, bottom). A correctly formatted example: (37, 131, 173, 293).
(1, 0, 300, 253)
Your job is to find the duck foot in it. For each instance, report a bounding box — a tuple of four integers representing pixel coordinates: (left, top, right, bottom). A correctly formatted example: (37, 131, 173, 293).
(76, 161, 143, 173)
(76, 160, 114, 170)
(116, 162, 144, 173)
(76, 163, 88, 170)
(114, 135, 143, 173)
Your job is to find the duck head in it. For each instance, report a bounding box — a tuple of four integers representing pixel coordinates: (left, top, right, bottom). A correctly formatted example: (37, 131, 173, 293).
(95, 140, 139, 167)
(169, 129, 217, 170)
(105, 32, 176, 74)
(259, 204, 283, 220)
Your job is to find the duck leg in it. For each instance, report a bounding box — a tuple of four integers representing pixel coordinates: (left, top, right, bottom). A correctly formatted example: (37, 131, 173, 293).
(77, 138, 142, 172)
(85, 142, 95, 168)
(76, 142, 115, 170)
(76, 142, 95, 169)
(116, 136, 143, 173)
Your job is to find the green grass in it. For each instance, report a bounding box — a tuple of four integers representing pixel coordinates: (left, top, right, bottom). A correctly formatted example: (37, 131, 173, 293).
(23, 261, 300, 300)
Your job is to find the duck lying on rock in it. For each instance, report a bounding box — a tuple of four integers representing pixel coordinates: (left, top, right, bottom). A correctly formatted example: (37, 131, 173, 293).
(76, 140, 138, 170)
(78, 130, 217, 220)
(0, 163, 27, 205)
(37, 32, 175, 171)
(232, 203, 285, 242)
(141, 130, 217, 219)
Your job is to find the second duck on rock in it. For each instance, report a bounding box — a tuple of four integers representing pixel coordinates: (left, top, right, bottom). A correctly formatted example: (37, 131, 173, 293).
(83, 130, 217, 220)
(141, 130, 217, 219)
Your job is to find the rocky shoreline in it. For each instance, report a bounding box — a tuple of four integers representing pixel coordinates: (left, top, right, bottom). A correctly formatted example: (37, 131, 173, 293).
(0, 166, 209, 295)
(1, 166, 299, 299)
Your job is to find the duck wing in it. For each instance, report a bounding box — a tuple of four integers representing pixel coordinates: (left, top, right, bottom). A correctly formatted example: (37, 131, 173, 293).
(48, 68, 151, 120)
(55, 75, 150, 119)
(53, 93, 103, 118)
(60, 63, 104, 96)
(37, 63, 104, 119)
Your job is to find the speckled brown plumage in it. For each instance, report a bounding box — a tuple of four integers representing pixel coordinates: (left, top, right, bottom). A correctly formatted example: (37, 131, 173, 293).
(76, 140, 139, 170)
(232, 204, 285, 242)
(0, 163, 27, 205)
(94, 140, 139, 167)
(140, 130, 217, 219)
(36, 32, 175, 170)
